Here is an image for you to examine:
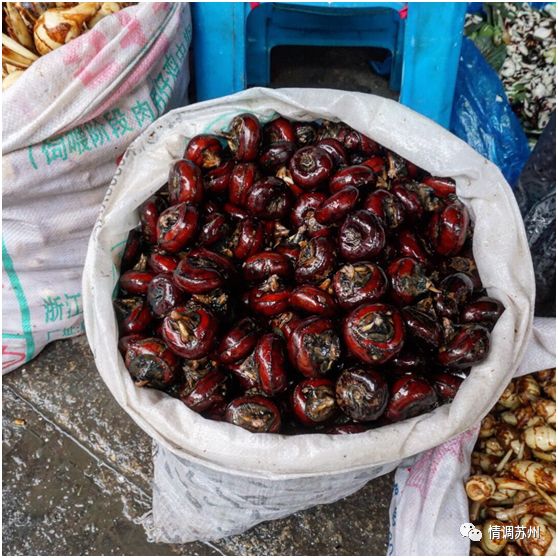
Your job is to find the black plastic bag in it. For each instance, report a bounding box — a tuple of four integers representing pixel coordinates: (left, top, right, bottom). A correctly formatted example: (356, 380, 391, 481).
(514, 112, 556, 317)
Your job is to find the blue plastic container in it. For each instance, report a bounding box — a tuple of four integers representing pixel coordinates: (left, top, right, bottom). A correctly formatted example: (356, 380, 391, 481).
(192, 2, 467, 127)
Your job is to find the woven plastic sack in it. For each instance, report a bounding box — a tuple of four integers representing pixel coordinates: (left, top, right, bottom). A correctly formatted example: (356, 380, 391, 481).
(83, 88, 535, 542)
(2, 2, 191, 373)
(388, 317, 555, 556)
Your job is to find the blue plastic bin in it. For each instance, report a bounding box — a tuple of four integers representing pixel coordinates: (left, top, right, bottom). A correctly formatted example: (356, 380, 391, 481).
(192, 2, 467, 127)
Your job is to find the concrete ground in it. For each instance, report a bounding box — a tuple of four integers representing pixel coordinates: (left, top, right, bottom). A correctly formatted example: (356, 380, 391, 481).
(3, 336, 394, 555)
(3, 46, 398, 556)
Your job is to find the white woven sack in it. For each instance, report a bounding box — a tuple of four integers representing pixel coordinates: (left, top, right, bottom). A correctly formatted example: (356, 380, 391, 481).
(2, 2, 191, 373)
(82, 88, 535, 542)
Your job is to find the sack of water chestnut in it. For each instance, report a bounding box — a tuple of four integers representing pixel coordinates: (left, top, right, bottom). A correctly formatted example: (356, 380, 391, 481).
(83, 88, 535, 542)
(2, 3, 191, 373)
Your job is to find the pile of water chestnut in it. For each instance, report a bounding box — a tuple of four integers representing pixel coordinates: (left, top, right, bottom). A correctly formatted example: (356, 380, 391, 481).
(115, 113, 504, 435)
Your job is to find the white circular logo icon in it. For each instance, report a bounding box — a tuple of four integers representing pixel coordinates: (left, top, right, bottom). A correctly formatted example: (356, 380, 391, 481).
(460, 522, 476, 538)
(460, 522, 483, 541)
(469, 528, 482, 542)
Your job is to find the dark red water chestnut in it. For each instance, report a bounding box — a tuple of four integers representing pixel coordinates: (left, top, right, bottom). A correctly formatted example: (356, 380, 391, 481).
(362, 155, 385, 173)
(439, 260, 481, 294)
(433, 272, 475, 319)
(114, 297, 152, 334)
(191, 289, 231, 321)
(264, 117, 296, 144)
(385, 375, 438, 422)
(248, 275, 291, 316)
(349, 153, 367, 165)
(441, 272, 474, 304)
(406, 160, 421, 179)
(226, 351, 259, 390)
(180, 369, 228, 413)
(314, 138, 347, 168)
(422, 176, 456, 198)
(125, 337, 179, 387)
(364, 189, 405, 230)
(289, 285, 337, 317)
(259, 141, 295, 172)
(198, 211, 230, 247)
(295, 236, 336, 284)
(217, 317, 259, 365)
(329, 165, 376, 193)
(173, 248, 232, 294)
(156, 203, 199, 253)
(270, 312, 302, 341)
(225, 396, 281, 433)
(392, 183, 424, 221)
(333, 263, 388, 309)
(119, 270, 156, 295)
(387, 257, 433, 305)
(290, 191, 328, 237)
(289, 146, 333, 190)
(139, 195, 167, 245)
(315, 186, 359, 225)
(430, 372, 463, 402)
(161, 304, 217, 359)
(168, 159, 203, 205)
(341, 128, 378, 155)
(120, 229, 142, 272)
(396, 228, 430, 265)
(229, 162, 259, 206)
(427, 199, 470, 256)
(204, 159, 234, 196)
(242, 251, 293, 282)
(184, 134, 223, 169)
(254, 333, 289, 396)
(276, 242, 302, 265)
(147, 273, 182, 318)
(461, 296, 504, 329)
(293, 378, 337, 426)
(225, 113, 262, 162)
(390, 349, 428, 374)
(245, 177, 292, 220)
(293, 121, 318, 146)
(338, 210, 386, 262)
(403, 181, 443, 213)
(148, 250, 178, 273)
(401, 306, 442, 349)
(438, 324, 490, 368)
(287, 316, 341, 377)
(343, 303, 404, 364)
(119, 333, 147, 356)
(335, 367, 389, 422)
(179, 358, 217, 396)
(230, 218, 265, 260)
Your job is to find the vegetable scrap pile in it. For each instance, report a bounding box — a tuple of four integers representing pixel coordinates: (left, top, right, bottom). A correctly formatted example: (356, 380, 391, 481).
(465, 3, 556, 145)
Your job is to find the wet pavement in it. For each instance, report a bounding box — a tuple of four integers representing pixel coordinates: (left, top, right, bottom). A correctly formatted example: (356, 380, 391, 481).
(3, 336, 394, 555)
